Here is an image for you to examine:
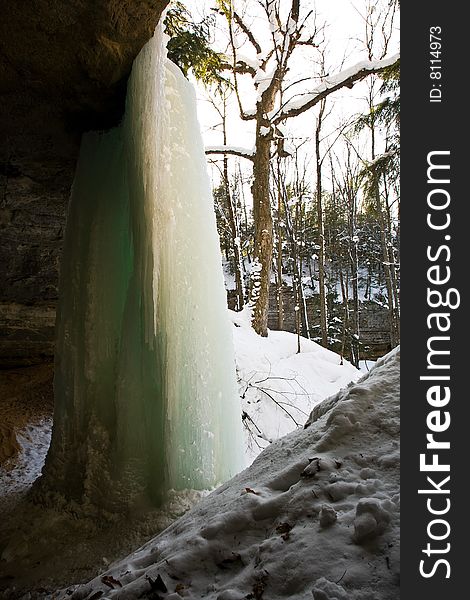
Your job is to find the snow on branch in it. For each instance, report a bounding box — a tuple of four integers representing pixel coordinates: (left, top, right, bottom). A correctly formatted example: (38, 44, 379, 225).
(274, 53, 400, 123)
(205, 145, 256, 161)
(365, 148, 399, 168)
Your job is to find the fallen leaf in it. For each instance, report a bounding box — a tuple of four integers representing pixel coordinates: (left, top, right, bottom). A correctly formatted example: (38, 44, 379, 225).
(275, 522, 293, 534)
(101, 575, 122, 589)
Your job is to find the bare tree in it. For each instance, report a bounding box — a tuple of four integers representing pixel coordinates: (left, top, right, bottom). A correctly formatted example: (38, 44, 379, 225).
(206, 0, 399, 336)
(314, 98, 328, 346)
(207, 89, 246, 310)
(331, 140, 363, 367)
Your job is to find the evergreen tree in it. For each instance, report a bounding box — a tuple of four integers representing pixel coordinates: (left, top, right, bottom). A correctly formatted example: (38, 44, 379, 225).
(164, 2, 228, 88)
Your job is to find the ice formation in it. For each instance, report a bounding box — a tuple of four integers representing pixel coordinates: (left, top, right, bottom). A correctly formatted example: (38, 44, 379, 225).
(35, 24, 243, 512)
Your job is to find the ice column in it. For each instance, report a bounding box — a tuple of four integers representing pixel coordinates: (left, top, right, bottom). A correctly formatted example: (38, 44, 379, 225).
(36, 25, 243, 512)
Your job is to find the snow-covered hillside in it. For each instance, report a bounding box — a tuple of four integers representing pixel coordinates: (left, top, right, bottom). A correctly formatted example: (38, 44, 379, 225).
(229, 308, 361, 465)
(62, 347, 399, 600)
(231, 308, 361, 464)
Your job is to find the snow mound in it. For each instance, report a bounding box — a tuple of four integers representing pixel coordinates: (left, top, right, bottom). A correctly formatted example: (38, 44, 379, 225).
(64, 347, 400, 600)
(230, 308, 361, 464)
(229, 308, 361, 465)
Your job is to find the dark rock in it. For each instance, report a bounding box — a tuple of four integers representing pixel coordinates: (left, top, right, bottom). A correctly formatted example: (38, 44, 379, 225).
(0, 1, 169, 134)
(0, 302, 56, 367)
(0, 0, 168, 366)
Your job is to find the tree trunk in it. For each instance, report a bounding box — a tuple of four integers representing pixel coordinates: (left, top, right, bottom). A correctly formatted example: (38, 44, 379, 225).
(315, 103, 328, 347)
(250, 123, 273, 337)
(295, 195, 310, 339)
(349, 239, 360, 367)
(371, 124, 398, 348)
(221, 101, 245, 311)
(339, 268, 349, 365)
(223, 159, 244, 311)
(348, 189, 360, 367)
(383, 173, 400, 336)
(276, 159, 284, 330)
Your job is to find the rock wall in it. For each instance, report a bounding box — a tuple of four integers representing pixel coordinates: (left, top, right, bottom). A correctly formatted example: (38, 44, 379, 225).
(0, 0, 168, 367)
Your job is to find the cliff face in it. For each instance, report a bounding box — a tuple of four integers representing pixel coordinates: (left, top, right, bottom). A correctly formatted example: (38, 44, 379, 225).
(0, 0, 168, 367)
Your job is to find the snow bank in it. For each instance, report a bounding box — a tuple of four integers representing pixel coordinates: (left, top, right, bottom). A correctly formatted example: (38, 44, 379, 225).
(63, 347, 400, 600)
(231, 308, 361, 464)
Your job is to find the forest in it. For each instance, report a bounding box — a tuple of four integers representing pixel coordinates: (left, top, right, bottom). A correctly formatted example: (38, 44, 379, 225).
(181, 0, 401, 366)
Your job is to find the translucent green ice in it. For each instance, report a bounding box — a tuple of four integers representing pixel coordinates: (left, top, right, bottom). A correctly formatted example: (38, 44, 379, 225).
(37, 25, 243, 512)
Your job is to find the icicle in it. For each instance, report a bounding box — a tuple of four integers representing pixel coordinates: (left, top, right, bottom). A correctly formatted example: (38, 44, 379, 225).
(35, 24, 243, 513)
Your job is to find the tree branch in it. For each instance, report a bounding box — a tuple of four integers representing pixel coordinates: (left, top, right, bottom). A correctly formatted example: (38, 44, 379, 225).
(233, 10, 262, 55)
(226, 8, 257, 121)
(220, 59, 257, 76)
(274, 54, 399, 124)
(205, 146, 255, 162)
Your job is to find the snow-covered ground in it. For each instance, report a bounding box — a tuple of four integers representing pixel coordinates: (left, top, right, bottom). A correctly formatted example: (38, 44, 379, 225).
(0, 416, 52, 514)
(359, 359, 376, 374)
(59, 347, 400, 600)
(231, 308, 360, 464)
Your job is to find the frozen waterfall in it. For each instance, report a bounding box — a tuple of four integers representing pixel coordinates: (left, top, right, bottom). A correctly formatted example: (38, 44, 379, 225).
(35, 25, 243, 512)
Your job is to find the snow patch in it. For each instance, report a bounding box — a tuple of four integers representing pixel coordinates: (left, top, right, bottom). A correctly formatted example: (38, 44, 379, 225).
(230, 308, 360, 464)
